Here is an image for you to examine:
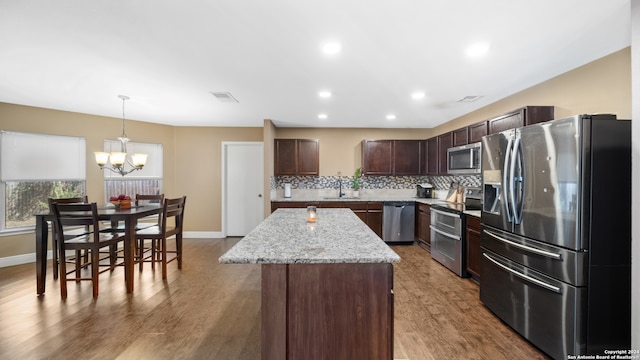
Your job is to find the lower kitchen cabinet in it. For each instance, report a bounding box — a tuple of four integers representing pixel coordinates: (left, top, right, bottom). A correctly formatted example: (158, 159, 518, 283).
(272, 201, 383, 237)
(415, 203, 431, 251)
(465, 215, 481, 281)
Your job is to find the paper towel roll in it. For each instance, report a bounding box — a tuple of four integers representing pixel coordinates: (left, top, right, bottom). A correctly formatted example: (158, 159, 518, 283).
(284, 183, 292, 198)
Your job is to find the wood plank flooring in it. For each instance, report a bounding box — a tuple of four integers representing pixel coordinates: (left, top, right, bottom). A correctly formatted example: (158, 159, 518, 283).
(0, 238, 549, 359)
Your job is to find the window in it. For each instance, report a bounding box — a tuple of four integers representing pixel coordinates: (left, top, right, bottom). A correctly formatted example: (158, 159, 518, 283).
(0, 131, 86, 232)
(102, 140, 163, 201)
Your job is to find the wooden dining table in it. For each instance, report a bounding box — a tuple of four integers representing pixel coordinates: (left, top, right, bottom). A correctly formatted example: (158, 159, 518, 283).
(34, 204, 162, 296)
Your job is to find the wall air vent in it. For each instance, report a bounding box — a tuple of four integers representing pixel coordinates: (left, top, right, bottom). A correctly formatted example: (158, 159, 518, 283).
(457, 95, 482, 102)
(210, 92, 239, 103)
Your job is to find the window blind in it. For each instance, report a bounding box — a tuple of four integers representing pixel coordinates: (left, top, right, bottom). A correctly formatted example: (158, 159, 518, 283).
(0, 131, 86, 181)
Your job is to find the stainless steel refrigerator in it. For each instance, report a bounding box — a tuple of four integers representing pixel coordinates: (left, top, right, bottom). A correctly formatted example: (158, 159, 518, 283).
(480, 114, 631, 359)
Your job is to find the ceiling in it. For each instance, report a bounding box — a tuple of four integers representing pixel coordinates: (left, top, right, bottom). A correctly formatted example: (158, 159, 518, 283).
(0, 0, 631, 128)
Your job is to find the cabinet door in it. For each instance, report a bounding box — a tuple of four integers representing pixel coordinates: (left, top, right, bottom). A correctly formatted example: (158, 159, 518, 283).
(362, 140, 393, 175)
(366, 202, 383, 238)
(297, 139, 319, 175)
(523, 106, 555, 126)
(466, 215, 481, 280)
(489, 111, 523, 134)
(393, 140, 423, 175)
(425, 137, 438, 175)
(437, 132, 452, 175)
(274, 139, 298, 175)
(416, 204, 431, 251)
(452, 128, 469, 147)
(469, 121, 488, 143)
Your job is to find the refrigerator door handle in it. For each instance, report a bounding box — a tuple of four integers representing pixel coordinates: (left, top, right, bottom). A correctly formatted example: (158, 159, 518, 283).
(503, 138, 514, 222)
(483, 229, 562, 260)
(513, 137, 524, 224)
(483, 252, 562, 294)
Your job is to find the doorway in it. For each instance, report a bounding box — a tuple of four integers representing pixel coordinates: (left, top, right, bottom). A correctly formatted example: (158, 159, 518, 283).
(222, 142, 264, 237)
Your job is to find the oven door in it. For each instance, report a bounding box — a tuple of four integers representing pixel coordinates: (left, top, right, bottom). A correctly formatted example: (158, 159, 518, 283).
(430, 207, 464, 277)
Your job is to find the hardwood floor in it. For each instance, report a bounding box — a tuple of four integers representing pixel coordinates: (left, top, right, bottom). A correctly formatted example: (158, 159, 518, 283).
(0, 238, 549, 359)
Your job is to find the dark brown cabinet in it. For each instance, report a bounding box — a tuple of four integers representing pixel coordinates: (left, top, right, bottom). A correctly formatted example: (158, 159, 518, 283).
(415, 203, 431, 251)
(361, 140, 423, 176)
(437, 132, 452, 175)
(469, 121, 488, 143)
(274, 139, 319, 175)
(488, 106, 554, 134)
(465, 215, 481, 281)
(425, 137, 438, 175)
(272, 201, 383, 238)
(452, 127, 469, 147)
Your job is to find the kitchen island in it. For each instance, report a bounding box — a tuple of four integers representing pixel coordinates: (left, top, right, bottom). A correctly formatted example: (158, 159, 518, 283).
(219, 208, 400, 360)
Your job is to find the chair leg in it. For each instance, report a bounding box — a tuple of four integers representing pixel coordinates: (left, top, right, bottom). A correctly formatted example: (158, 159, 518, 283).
(138, 239, 144, 271)
(176, 234, 183, 270)
(91, 247, 100, 298)
(75, 250, 82, 283)
(161, 238, 168, 279)
(52, 228, 59, 280)
(59, 244, 68, 300)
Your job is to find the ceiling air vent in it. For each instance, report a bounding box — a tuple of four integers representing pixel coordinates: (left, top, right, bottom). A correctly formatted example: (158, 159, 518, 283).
(210, 92, 239, 103)
(457, 95, 482, 103)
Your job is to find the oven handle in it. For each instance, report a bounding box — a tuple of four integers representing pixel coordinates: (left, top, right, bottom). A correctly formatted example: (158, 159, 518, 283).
(429, 225, 460, 241)
(484, 229, 562, 260)
(483, 252, 562, 294)
(430, 208, 460, 219)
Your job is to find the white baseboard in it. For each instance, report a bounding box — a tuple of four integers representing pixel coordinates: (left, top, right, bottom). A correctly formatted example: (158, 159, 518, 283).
(0, 232, 226, 268)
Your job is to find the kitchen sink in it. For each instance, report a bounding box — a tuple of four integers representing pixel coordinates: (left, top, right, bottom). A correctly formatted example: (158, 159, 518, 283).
(322, 196, 359, 200)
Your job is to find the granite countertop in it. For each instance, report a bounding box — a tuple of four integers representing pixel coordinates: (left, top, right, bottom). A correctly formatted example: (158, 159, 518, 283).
(272, 194, 445, 206)
(219, 208, 400, 265)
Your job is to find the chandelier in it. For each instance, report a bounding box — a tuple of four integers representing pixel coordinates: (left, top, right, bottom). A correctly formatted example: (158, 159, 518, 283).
(94, 95, 148, 176)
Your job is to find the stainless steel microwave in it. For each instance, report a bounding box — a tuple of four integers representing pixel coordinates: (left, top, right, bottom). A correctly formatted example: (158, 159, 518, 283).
(447, 142, 481, 174)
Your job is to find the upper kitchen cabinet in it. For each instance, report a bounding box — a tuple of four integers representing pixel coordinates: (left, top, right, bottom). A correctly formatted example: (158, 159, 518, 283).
(437, 132, 453, 175)
(361, 140, 393, 175)
(393, 140, 424, 175)
(425, 137, 438, 175)
(361, 140, 424, 175)
(468, 121, 488, 143)
(452, 127, 469, 147)
(274, 139, 319, 175)
(488, 106, 554, 134)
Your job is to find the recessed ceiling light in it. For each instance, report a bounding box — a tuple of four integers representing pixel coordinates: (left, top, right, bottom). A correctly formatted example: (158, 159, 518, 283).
(318, 91, 332, 98)
(465, 42, 491, 58)
(322, 41, 342, 55)
(411, 92, 426, 100)
(386, 114, 397, 120)
(318, 113, 328, 119)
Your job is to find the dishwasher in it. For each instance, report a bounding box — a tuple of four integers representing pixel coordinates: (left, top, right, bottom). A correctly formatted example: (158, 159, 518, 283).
(382, 201, 415, 244)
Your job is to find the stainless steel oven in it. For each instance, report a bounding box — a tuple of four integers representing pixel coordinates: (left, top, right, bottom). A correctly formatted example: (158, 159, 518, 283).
(430, 205, 465, 277)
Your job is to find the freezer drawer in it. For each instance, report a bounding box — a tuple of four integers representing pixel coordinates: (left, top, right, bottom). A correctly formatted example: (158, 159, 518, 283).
(482, 225, 587, 286)
(480, 248, 587, 359)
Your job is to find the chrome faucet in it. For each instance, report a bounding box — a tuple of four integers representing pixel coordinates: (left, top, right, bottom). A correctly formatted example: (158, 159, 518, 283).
(336, 171, 345, 198)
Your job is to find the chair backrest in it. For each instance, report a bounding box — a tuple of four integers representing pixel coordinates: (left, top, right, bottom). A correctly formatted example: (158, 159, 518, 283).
(161, 196, 186, 236)
(135, 194, 164, 206)
(51, 202, 99, 243)
(48, 195, 89, 211)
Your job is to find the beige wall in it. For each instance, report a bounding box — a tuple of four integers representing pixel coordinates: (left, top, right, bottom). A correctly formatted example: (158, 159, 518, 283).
(0, 46, 632, 259)
(432, 47, 632, 135)
(173, 126, 262, 232)
(0, 103, 175, 257)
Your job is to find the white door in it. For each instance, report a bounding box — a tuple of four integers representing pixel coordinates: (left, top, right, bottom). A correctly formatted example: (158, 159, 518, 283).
(223, 142, 264, 236)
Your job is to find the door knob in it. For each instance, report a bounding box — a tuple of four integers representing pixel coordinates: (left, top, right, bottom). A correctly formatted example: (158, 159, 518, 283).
(258, 194, 262, 197)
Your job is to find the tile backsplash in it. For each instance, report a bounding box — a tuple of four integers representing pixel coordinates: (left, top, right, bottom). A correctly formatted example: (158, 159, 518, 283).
(273, 174, 481, 191)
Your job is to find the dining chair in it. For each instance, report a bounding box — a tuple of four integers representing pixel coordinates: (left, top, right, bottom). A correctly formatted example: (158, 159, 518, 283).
(51, 202, 126, 299)
(134, 193, 164, 270)
(135, 196, 186, 278)
(48, 196, 89, 280)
